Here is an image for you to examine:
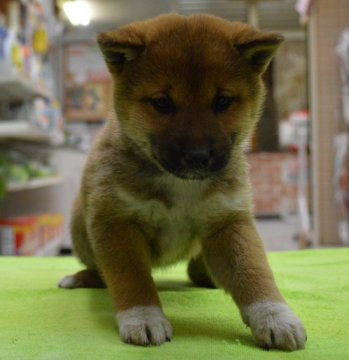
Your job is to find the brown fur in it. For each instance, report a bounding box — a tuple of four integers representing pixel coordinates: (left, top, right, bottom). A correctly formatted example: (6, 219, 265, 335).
(60, 14, 305, 350)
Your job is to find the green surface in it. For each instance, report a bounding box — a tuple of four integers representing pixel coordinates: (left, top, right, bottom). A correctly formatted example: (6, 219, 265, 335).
(0, 249, 348, 359)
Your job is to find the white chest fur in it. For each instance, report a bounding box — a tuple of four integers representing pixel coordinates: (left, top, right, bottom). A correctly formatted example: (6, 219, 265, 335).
(117, 176, 249, 266)
(136, 179, 204, 265)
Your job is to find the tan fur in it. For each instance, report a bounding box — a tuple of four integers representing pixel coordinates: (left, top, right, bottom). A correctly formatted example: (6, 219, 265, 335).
(60, 14, 306, 350)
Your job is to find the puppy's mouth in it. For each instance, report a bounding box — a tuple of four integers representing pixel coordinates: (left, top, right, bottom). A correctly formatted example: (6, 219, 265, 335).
(167, 169, 213, 181)
(151, 146, 230, 181)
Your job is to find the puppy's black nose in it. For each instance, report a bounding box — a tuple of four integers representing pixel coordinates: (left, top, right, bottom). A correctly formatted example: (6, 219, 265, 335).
(182, 149, 212, 170)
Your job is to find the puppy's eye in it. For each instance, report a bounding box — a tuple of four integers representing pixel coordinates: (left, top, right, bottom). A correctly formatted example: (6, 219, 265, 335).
(212, 95, 235, 113)
(149, 97, 176, 115)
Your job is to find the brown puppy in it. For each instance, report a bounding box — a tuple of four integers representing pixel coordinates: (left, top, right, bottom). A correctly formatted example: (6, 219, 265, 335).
(59, 14, 306, 351)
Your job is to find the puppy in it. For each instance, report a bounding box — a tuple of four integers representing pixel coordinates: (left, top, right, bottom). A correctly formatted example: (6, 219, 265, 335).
(59, 14, 306, 351)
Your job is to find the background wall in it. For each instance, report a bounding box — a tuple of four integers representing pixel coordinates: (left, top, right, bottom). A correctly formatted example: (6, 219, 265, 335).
(310, 0, 349, 246)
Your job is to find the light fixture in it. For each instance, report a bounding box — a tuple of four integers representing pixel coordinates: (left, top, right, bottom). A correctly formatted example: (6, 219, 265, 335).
(63, 1, 92, 26)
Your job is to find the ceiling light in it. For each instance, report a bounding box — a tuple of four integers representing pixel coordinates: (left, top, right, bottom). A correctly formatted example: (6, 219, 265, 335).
(63, 1, 92, 26)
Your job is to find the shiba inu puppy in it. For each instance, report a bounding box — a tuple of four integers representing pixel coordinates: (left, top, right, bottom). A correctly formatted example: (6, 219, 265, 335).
(59, 14, 306, 351)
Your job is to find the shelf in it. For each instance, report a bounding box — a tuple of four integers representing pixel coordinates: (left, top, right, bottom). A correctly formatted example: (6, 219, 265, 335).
(0, 121, 63, 144)
(0, 74, 52, 102)
(7, 176, 63, 192)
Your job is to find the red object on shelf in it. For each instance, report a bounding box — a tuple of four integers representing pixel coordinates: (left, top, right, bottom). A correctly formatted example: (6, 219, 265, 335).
(0, 214, 64, 255)
(0, 216, 38, 255)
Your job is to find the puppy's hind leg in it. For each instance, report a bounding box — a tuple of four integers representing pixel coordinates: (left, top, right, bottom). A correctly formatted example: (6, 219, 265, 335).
(70, 195, 97, 269)
(187, 254, 216, 288)
(59, 196, 105, 289)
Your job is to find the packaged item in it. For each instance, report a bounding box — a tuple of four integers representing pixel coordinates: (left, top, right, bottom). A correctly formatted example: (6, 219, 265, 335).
(32, 23, 48, 55)
(0, 216, 39, 255)
(0, 226, 15, 255)
(0, 214, 64, 256)
(0, 26, 7, 61)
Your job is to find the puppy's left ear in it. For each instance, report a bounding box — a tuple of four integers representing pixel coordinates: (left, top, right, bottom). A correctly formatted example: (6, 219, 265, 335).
(236, 32, 284, 74)
(97, 27, 145, 73)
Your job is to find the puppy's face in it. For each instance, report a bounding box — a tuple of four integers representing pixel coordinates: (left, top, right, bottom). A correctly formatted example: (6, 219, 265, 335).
(98, 15, 283, 180)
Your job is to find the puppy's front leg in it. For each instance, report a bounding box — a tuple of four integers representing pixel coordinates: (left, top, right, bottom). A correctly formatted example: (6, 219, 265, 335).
(91, 222, 172, 346)
(202, 218, 306, 351)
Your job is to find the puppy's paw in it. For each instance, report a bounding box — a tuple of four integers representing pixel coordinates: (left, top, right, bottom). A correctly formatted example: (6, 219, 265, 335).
(116, 306, 172, 346)
(241, 301, 306, 351)
(58, 274, 83, 289)
(58, 269, 105, 289)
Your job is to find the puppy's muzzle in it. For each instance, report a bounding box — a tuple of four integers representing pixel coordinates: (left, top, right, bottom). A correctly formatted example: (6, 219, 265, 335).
(151, 140, 230, 180)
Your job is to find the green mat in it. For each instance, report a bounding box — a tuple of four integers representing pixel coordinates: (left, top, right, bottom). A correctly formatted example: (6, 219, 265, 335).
(0, 249, 348, 359)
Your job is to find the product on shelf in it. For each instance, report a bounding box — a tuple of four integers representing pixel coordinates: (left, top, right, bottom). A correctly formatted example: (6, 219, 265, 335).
(0, 0, 65, 145)
(0, 213, 64, 256)
(0, 0, 60, 92)
(0, 226, 14, 255)
(0, 150, 58, 198)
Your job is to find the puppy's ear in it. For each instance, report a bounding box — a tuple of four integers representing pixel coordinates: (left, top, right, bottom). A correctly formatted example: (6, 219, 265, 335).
(97, 28, 144, 73)
(236, 32, 284, 74)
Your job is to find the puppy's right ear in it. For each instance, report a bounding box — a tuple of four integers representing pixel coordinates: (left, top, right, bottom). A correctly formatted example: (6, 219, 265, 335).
(97, 28, 144, 73)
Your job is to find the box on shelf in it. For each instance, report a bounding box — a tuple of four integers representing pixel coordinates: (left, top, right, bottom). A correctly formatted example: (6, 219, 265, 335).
(0, 213, 64, 256)
(0, 226, 15, 255)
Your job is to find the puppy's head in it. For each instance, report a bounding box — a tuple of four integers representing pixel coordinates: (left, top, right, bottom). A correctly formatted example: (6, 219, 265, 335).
(98, 14, 283, 180)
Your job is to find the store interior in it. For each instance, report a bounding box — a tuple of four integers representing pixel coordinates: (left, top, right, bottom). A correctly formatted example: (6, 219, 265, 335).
(0, 0, 348, 256)
(1, 1, 349, 359)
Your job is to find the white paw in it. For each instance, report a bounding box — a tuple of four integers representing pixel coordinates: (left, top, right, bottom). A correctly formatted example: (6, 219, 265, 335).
(58, 275, 82, 289)
(241, 301, 306, 351)
(116, 306, 173, 346)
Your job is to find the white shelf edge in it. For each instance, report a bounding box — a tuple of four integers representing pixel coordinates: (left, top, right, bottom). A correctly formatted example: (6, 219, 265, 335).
(0, 121, 63, 144)
(0, 74, 52, 101)
(7, 176, 63, 192)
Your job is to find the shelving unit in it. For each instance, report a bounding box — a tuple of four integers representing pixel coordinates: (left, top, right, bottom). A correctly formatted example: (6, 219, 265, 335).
(0, 74, 52, 102)
(0, 120, 60, 144)
(0, 0, 67, 257)
(0, 74, 64, 258)
(7, 176, 62, 192)
(0, 71, 62, 144)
